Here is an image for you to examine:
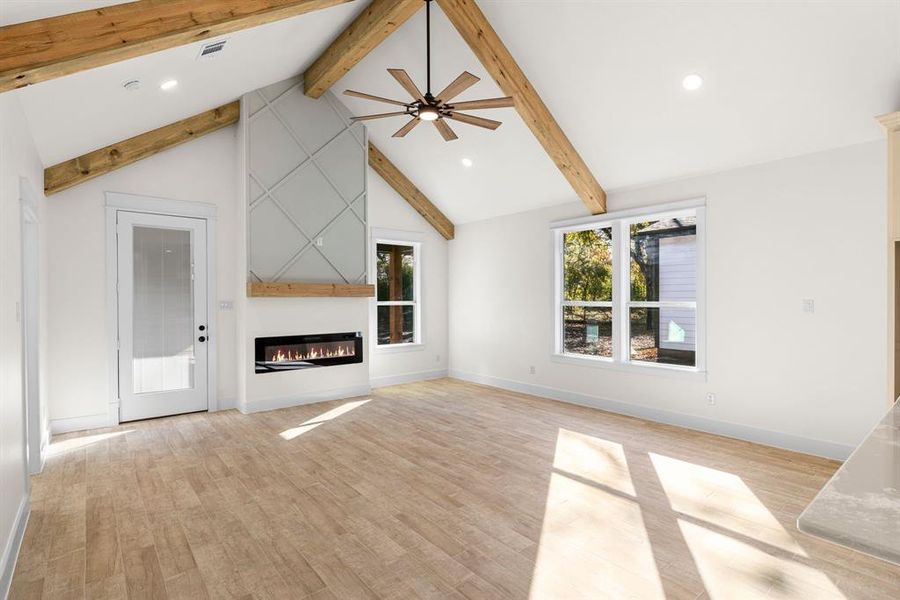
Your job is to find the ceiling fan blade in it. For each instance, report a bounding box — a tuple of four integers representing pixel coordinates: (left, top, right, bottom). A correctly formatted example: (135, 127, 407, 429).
(433, 119, 459, 142)
(392, 118, 422, 138)
(351, 111, 410, 121)
(446, 112, 502, 130)
(435, 71, 480, 103)
(343, 90, 410, 107)
(387, 69, 426, 103)
(447, 97, 514, 110)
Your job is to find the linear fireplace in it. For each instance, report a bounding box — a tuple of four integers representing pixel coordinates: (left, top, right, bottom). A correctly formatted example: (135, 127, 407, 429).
(255, 332, 363, 374)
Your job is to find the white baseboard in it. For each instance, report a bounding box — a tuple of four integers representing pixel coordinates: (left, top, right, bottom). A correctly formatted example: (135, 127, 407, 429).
(449, 369, 854, 460)
(239, 384, 372, 414)
(50, 411, 113, 435)
(0, 494, 30, 600)
(371, 369, 448, 389)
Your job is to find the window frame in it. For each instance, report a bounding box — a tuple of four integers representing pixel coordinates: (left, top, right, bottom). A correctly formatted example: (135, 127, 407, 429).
(552, 198, 706, 376)
(372, 234, 422, 351)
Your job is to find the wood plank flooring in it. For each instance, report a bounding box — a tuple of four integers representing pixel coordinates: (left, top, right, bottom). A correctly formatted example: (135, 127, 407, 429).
(10, 378, 900, 599)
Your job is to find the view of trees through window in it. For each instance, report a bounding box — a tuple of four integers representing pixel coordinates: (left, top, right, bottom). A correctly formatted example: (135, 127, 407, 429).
(562, 229, 613, 357)
(561, 215, 698, 367)
(376, 243, 416, 345)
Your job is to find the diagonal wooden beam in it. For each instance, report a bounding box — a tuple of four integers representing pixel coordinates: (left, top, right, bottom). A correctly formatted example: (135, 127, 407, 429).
(44, 101, 240, 196)
(368, 142, 455, 240)
(0, 0, 352, 94)
(435, 0, 607, 214)
(304, 0, 423, 98)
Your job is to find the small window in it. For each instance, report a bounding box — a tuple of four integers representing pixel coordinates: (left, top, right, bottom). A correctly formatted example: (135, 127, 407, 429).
(554, 202, 704, 372)
(375, 242, 419, 346)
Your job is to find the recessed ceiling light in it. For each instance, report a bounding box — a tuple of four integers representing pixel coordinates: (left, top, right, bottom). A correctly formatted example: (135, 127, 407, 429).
(123, 80, 141, 92)
(461, 158, 474, 168)
(160, 79, 178, 91)
(682, 74, 703, 91)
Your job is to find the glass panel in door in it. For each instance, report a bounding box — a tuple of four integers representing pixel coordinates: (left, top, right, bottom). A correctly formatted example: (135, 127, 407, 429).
(132, 226, 195, 394)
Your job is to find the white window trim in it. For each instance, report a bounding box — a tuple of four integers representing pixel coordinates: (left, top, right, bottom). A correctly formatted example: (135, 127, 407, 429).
(551, 197, 707, 378)
(371, 230, 423, 351)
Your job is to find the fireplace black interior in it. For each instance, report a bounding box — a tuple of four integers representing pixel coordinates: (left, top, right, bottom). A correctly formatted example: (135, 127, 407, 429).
(255, 332, 363, 373)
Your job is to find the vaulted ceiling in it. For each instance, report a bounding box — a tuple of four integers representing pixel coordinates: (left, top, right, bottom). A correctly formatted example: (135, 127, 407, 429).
(3, 0, 899, 223)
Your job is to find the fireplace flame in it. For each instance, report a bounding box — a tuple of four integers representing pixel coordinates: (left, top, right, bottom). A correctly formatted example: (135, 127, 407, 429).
(268, 343, 354, 362)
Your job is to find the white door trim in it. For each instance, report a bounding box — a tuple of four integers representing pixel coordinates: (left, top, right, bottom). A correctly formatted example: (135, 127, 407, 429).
(19, 177, 44, 475)
(105, 192, 218, 425)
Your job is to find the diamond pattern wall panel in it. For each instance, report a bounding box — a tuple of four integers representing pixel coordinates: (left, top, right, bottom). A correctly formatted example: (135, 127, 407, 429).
(245, 76, 368, 284)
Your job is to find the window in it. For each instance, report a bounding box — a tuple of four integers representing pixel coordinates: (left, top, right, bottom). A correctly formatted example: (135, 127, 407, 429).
(375, 241, 420, 346)
(554, 202, 704, 372)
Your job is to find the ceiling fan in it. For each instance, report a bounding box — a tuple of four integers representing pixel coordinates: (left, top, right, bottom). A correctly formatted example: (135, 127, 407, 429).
(344, 0, 514, 141)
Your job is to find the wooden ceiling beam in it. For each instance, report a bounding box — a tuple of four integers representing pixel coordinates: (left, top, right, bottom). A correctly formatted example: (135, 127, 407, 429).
(368, 142, 455, 240)
(304, 0, 423, 98)
(435, 0, 607, 214)
(0, 0, 352, 94)
(44, 101, 240, 196)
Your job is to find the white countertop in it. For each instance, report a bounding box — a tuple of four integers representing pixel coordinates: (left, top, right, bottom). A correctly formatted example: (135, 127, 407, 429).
(798, 401, 900, 565)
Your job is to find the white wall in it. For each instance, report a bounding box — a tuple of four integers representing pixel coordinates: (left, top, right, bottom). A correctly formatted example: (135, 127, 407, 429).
(0, 92, 44, 597)
(449, 141, 887, 459)
(44, 127, 239, 425)
(368, 167, 449, 386)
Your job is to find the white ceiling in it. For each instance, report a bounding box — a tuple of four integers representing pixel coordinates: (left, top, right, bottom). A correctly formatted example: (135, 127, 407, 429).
(5, 0, 900, 223)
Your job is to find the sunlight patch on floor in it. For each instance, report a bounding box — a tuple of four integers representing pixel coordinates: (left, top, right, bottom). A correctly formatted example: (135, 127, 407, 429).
(678, 519, 846, 599)
(552, 428, 636, 496)
(530, 431, 664, 599)
(650, 452, 806, 555)
(47, 430, 132, 456)
(279, 399, 370, 440)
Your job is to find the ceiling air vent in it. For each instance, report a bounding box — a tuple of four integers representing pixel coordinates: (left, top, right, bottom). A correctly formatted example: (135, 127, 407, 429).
(198, 40, 227, 59)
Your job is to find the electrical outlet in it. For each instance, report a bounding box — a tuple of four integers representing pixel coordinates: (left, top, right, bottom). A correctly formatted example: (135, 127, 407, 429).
(435, 354, 441, 363)
(706, 393, 716, 406)
(529, 366, 536, 375)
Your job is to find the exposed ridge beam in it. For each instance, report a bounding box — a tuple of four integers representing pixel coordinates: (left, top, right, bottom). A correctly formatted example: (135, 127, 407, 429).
(304, 0, 423, 98)
(435, 0, 607, 214)
(0, 0, 351, 93)
(44, 101, 240, 196)
(368, 142, 455, 240)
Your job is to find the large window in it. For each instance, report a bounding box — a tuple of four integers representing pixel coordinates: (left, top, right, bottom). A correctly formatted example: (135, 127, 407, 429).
(375, 241, 420, 346)
(554, 202, 704, 372)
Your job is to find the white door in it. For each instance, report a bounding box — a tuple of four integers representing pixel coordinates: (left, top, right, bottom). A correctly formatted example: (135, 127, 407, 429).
(117, 211, 208, 422)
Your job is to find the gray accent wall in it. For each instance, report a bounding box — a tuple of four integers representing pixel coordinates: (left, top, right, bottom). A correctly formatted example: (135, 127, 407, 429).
(244, 76, 368, 284)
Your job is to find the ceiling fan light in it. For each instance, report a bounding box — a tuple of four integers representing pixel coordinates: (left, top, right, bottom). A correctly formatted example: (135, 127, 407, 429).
(419, 107, 439, 121)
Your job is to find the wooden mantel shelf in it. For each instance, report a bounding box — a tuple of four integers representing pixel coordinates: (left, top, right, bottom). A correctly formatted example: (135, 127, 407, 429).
(248, 282, 375, 298)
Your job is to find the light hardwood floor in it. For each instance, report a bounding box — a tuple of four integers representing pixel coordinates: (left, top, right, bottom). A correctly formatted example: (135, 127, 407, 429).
(9, 378, 900, 599)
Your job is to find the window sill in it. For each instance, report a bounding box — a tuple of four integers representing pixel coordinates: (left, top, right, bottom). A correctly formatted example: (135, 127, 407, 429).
(550, 353, 707, 380)
(375, 343, 425, 354)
